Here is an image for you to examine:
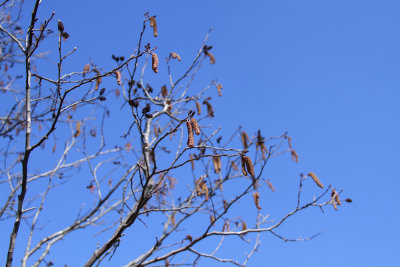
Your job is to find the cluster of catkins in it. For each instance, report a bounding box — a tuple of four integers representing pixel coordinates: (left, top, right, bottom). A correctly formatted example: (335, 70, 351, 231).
(186, 116, 200, 147)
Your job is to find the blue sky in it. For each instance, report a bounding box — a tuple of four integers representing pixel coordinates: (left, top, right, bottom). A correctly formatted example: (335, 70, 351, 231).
(2, 0, 400, 266)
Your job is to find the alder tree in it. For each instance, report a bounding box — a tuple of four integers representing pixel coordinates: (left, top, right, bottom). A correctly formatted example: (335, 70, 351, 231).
(0, 1, 350, 266)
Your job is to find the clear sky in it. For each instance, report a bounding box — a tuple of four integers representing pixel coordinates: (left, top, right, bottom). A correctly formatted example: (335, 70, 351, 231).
(2, 0, 400, 266)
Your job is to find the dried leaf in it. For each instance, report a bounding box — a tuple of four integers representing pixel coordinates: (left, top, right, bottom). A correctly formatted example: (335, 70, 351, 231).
(115, 89, 120, 98)
(307, 171, 324, 189)
(52, 144, 56, 153)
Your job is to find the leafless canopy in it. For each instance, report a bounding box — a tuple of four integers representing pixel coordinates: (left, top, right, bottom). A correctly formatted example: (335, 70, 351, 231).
(0, 1, 347, 266)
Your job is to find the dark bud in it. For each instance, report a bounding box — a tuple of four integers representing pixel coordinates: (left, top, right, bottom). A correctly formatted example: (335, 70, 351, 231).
(52, 112, 56, 118)
(136, 83, 142, 89)
(142, 103, 151, 114)
(217, 136, 222, 143)
(99, 96, 106, 101)
(99, 88, 105, 96)
(57, 20, 64, 33)
(112, 55, 117, 61)
(145, 114, 153, 118)
(345, 198, 353, 203)
(120, 56, 125, 61)
(61, 32, 69, 40)
(128, 99, 139, 107)
(146, 83, 153, 93)
(128, 80, 135, 87)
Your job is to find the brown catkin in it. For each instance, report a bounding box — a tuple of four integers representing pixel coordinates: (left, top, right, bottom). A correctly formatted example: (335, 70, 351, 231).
(190, 154, 195, 170)
(267, 179, 276, 192)
(216, 83, 223, 96)
(241, 131, 249, 149)
(244, 155, 255, 178)
(332, 188, 341, 205)
(161, 85, 168, 98)
(170, 52, 181, 61)
(207, 52, 216, 64)
(242, 221, 247, 231)
(115, 70, 122, 85)
(83, 63, 90, 77)
(308, 172, 324, 188)
(213, 155, 221, 174)
(149, 16, 158, 37)
(190, 117, 200, 135)
(241, 155, 247, 176)
(195, 101, 201, 115)
(186, 119, 194, 147)
(253, 191, 261, 210)
(74, 121, 81, 137)
(151, 52, 159, 73)
(291, 149, 299, 163)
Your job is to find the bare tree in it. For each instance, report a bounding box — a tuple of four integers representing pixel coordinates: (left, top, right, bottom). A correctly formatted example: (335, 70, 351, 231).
(0, 1, 350, 266)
